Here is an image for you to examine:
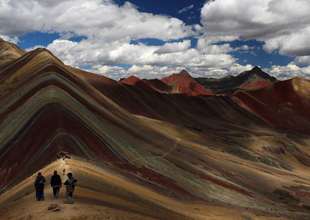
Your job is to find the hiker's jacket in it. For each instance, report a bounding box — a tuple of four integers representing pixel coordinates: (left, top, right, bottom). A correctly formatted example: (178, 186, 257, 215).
(50, 174, 62, 187)
(64, 177, 77, 193)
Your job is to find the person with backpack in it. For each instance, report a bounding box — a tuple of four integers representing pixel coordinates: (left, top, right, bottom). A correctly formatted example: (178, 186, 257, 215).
(50, 170, 62, 199)
(64, 172, 77, 204)
(34, 172, 46, 201)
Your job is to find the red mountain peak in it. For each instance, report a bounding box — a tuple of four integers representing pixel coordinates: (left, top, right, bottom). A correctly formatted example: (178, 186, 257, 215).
(120, 75, 141, 84)
(162, 70, 212, 96)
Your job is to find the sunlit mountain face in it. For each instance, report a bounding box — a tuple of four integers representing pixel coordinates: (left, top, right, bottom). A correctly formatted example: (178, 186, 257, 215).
(1, 39, 310, 220)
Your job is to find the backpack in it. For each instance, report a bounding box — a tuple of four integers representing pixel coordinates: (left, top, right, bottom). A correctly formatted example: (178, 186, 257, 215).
(36, 176, 44, 188)
(71, 178, 77, 189)
(38, 177, 44, 185)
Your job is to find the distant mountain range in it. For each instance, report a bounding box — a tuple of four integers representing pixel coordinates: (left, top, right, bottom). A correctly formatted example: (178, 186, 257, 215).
(1, 38, 310, 219)
(121, 66, 278, 95)
(119, 66, 310, 134)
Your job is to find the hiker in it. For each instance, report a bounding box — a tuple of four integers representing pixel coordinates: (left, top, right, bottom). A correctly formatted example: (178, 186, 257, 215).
(34, 172, 46, 201)
(64, 172, 77, 204)
(50, 170, 62, 199)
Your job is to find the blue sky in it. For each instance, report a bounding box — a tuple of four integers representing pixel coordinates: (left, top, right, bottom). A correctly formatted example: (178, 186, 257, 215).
(1, 0, 310, 80)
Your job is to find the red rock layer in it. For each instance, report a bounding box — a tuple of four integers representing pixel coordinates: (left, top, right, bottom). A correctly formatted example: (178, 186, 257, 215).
(239, 75, 273, 90)
(120, 75, 162, 93)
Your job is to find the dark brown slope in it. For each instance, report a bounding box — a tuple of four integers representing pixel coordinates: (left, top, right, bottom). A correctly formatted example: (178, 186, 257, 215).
(143, 78, 173, 93)
(195, 66, 278, 94)
(120, 76, 174, 94)
(70, 66, 263, 127)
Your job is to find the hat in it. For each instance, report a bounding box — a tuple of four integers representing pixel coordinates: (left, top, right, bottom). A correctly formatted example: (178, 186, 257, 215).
(38, 172, 41, 175)
(67, 173, 72, 177)
(54, 170, 57, 174)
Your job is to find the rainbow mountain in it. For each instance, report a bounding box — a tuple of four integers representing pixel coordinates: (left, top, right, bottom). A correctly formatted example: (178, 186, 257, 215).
(1, 39, 310, 219)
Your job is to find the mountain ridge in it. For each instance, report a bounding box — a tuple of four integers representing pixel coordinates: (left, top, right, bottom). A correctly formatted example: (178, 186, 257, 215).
(195, 66, 277, 94)
(232, 77, 310, 135)
(120, 66, 277, 96)
(0, 38, 26, 66)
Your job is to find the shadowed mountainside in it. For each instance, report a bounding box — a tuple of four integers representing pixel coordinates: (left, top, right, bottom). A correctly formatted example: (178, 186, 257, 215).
(1, 41, 310, 219)
(120, 75, 163, 93)
(232, 77, 310, 135)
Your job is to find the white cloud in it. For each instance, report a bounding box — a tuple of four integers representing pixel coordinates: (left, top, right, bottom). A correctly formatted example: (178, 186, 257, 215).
(0, 0, 194, 41)
(178, 5, 194, 14)
(189, 67, 228, 78)
(0, 35, 20, 44)
(265, 63, 310, 80)
(32, 38, 236, 71)
(201, 0, 310, 56)
(91, 64, 186, 80)
(277, 28, 310, 56)
(197, 38, 233, 54)
(196, 38, 252, 55)
(3, 0, 236, 79)
(229, 64, 254, 75)
(90, 64, 233, 81)
(155, 40, 191, 54)
(237, 45, 250, 51)
(6, 0, 310, 81)
(198, 35, 240, 45)
(90, 65, 128, 80)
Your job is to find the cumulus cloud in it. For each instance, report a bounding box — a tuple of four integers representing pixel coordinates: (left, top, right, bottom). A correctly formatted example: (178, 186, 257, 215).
(3, 0, 310, 80)
(2, 0, 232, 79)
(229, 64, 254, 75)
(189, 67, 229, 78)
(0, 35, 19, 44)
(265, 63, 310, 80)
(196, 38, 252, 54)
(197, 38, 233, 54)
(91, 64, 186, 80)
(155, 40, 191, 54)
(90, 64, 234, 81)
(29, 37, 236, 71)
(0, 0, 194, 41)
(201, 0, 310, 56)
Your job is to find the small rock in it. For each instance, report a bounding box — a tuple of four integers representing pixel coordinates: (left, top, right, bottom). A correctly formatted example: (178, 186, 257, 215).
(48, 204, 60, 212)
